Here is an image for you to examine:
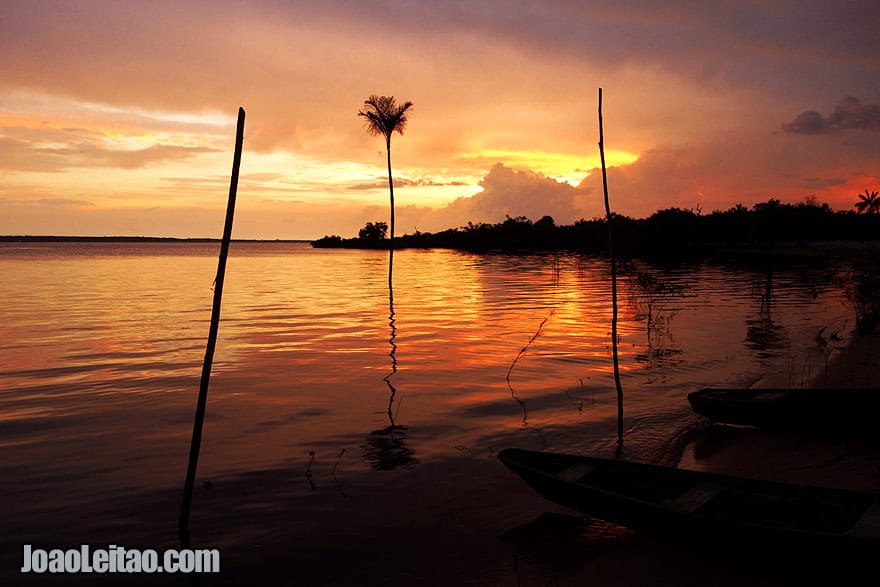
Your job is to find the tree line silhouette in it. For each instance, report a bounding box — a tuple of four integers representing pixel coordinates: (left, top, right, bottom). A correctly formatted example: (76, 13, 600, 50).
(312, 197, 880, 256)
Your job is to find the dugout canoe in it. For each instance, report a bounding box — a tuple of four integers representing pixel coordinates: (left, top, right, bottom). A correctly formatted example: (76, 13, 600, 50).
(498, 448, 880, 550)
(687, 387, 880, 430)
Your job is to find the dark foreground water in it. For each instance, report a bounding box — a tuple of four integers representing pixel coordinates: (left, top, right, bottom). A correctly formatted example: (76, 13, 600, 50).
(0, 241, 867, 585)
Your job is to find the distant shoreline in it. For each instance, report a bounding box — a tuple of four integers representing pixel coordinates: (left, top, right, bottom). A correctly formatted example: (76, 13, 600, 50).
(0, 236, 310, 243)
(313, 202, 880, 255)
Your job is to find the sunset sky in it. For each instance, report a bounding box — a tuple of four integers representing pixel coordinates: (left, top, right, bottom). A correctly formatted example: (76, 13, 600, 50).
(2, 1, 878, 239)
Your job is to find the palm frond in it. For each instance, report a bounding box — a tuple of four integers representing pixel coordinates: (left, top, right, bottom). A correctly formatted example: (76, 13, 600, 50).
(854, 189, 880, 213)
(357, 95, 414, 141)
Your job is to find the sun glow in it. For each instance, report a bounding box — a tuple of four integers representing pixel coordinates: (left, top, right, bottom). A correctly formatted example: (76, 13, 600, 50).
(458, 148, 639, 185)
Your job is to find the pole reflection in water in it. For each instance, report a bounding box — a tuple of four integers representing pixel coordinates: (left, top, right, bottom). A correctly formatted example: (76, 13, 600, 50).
(745, 263, 789, 359)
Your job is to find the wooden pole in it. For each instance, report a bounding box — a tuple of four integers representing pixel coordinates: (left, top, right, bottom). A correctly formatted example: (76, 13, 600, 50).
(598, 89, 624, 445)
(180, 106, 246, 533)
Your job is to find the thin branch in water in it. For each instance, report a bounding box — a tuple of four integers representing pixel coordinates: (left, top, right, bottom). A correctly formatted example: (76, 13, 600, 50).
(330, 448, 346, 498)
(330, 448, 346, 477)
(305, 450, 316, 491)
(506, 311, 555, 425)
(564, 378, 586, 413)
(507, 312, 555, 381)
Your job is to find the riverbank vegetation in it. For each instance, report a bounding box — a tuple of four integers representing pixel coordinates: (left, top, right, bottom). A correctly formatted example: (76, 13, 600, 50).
(312, 198, 880, 256)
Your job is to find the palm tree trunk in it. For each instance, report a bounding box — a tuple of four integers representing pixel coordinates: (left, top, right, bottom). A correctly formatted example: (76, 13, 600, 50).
(386, 138, 395, 290)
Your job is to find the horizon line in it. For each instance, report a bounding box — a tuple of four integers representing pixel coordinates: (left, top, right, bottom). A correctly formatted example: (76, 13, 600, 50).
(0, 235, 312, 243)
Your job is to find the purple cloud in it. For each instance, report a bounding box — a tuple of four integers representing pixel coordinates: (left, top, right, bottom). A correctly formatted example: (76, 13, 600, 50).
(784, 97, 880, 134)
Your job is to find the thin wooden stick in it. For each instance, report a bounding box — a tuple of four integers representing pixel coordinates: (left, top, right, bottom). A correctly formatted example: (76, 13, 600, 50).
(180, 106, 246, 533)
(598, 89, 624, 445)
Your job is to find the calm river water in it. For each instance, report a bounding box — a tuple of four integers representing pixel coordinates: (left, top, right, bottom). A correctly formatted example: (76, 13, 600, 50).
(0, 241, 860, 584)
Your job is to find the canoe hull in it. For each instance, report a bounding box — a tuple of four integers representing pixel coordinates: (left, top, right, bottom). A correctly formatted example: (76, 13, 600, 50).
(498, 448, 880, 551)
(687, 387, 880, 430)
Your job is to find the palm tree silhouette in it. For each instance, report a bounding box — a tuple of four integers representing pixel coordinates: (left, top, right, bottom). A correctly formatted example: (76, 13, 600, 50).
(854, 189, 879, 214)
(358, 95, 414, 260)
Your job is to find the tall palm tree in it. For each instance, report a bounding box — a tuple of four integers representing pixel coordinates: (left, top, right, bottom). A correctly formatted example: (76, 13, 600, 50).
(854, 189, 879, 214)
(358, 95, 414, 257)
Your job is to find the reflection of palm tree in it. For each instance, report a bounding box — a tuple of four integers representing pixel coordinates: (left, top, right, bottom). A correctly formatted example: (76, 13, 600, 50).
(362, 425, 418, 471)
(362, 308, 417, 470)
(362, 245, 417, 471)
(358, 95, 414, 288)
(384, 283, 398, 427)
(854, 189, 879, 214)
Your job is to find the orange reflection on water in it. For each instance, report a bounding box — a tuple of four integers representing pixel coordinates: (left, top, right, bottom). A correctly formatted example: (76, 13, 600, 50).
(0, 242, 857, 500)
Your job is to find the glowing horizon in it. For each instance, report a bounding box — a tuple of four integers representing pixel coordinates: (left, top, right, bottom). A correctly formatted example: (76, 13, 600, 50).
(1, 2, 878, 239)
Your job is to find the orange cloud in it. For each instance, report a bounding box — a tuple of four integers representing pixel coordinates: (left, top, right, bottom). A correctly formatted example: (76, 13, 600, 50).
(1, 2, 878, 238)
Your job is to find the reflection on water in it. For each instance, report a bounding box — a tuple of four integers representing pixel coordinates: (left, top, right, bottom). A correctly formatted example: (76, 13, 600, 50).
(305, 450, 317, 490)
(745, 316, 788, 359)
(627, 267, 686, 377)
(361, 262, 419, 471)
(362, 425, 418, 471)
(384, 280, 399, 428)
(0, 242, 860, 541)
(744, 265, 790, 358)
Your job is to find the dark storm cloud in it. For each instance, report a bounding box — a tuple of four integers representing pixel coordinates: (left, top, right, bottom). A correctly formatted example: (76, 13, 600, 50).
(783, 97, 880, 134)
(5, 1, 878, 120)
(355, 0, 880, 95)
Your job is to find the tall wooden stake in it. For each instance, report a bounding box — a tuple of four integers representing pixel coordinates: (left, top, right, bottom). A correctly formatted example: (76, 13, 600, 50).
(598, 89, 624, 445)
(180, 107, 246, 533)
